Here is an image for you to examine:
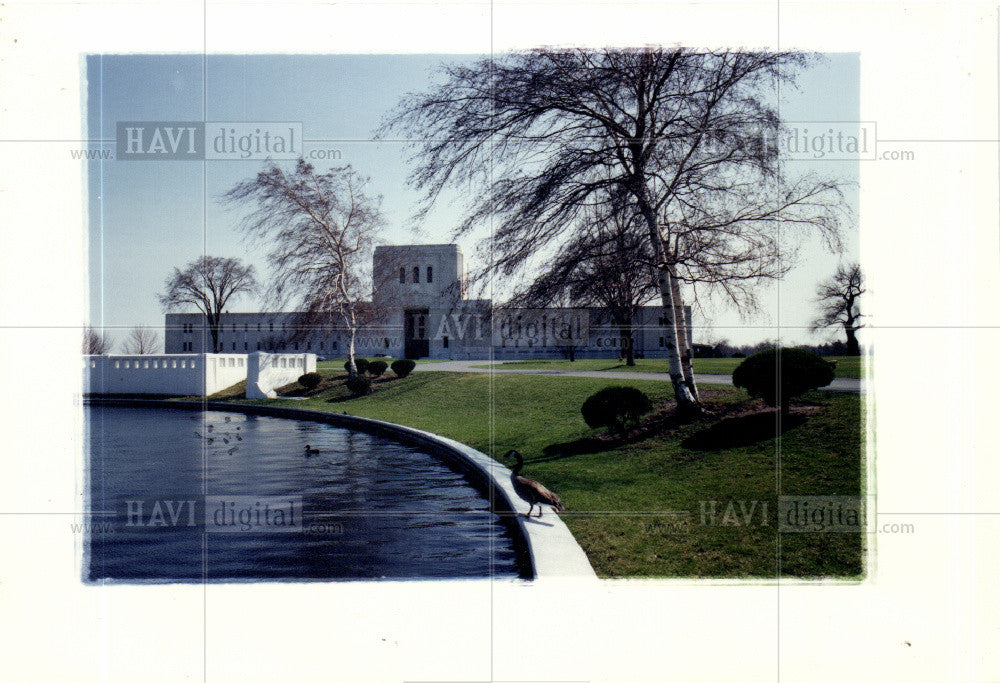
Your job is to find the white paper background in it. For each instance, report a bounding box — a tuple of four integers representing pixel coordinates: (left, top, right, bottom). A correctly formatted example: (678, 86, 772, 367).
(1, 1, 997, 681)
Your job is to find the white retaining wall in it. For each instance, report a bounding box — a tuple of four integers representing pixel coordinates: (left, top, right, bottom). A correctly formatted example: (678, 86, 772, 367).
(245, 352, 317, 399)
(84, 353, 315, 397)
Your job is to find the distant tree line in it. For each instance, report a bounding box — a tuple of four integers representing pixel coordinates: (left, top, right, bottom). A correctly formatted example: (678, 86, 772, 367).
(693, 338, 863, 358)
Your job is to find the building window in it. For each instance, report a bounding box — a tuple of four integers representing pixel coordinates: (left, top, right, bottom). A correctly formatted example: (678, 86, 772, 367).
(231, 341, 236, 351)
(231, 323, 236, 332)
(443, 335, 449, 349)
(244, 323, 248, 332)
(332, 340, 338, 350)
(293, 342, 299, 350)
(257, 322, 261, 331)
(426, 266, 433, 283)
(269, 321, 274, 331)
(412, 266, 420, 283)
(399, 267, 405, 284)
(659, 336, 665, 347)
(244, 342, 248, 351)
(384, 337, 389, 348)
(320, 341, 324, 350)
(306, 341, 311, 350)
(257, 342, 261, 350)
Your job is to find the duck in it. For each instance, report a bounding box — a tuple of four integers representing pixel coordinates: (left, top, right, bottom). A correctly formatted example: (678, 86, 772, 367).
(505, 450, 565, 518)
(304, 445, 320, 456)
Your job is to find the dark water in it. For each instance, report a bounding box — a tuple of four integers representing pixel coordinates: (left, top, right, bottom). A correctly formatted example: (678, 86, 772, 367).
(86, 405, 524, 581)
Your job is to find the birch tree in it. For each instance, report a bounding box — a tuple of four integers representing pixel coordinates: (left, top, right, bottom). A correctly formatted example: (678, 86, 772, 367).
(383, 48, 847, 415)
(224, 160, 384, 376)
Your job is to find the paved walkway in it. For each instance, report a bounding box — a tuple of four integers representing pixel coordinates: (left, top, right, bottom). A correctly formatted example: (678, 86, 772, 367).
(415, 360, 865, 393)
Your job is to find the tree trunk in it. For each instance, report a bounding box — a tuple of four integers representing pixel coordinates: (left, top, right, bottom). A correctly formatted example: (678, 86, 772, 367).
(347, 326, 358, 376)
(845, 325, 860, 356)
(635, 196, 699, 415)
(209, 314, 221, 354)
(668, 265, 699, 402)
(620, 325, 635, 366)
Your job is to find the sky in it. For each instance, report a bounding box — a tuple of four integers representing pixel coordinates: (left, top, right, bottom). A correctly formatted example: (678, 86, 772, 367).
(86, 53, 859, 349)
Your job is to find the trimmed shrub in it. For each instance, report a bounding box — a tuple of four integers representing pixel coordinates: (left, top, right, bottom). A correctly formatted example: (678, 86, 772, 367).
(581, 386, 653, 436)
(367, 360, 388, 377)
(344, 357, 369, 375)
(297, 372, 322, 390)
(390, 359, 416, 378)
(344, 374, 372, 396)
(732, 347, 835, 414)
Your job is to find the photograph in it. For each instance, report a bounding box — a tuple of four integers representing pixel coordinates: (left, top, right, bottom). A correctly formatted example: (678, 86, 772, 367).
(1, 1, 997, 681)
(83, 50, 864, 582)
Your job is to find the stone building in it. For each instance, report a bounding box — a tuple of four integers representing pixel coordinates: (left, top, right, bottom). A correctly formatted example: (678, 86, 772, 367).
(165, 243, 691, 360)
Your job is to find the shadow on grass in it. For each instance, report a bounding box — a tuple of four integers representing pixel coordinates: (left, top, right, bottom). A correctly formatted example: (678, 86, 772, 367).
(537, 407, 689, 462)
(680, 410, 807, 451)
(539, 436, 624, 461)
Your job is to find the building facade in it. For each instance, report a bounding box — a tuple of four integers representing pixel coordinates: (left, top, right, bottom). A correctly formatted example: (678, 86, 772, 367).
(165, 243, 691, 361)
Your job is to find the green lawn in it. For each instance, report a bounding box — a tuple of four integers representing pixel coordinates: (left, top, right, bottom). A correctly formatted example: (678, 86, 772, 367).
(473, 355, 864, 379)
(208, 369, 865, 579)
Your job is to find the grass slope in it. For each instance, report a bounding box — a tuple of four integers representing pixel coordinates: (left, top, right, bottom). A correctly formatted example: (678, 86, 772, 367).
(473, 356, 864, 379)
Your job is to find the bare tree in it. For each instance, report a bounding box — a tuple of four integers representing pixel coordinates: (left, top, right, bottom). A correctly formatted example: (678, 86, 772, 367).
(224, 159, 384, 376)
(383, 48, 847, 415)
(811, 263, 864, 355)
(159, 256, 257, 353)
(511, 199, 658, 365)
(83, 325, 115, 354)
(121, 325, 160, 354)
